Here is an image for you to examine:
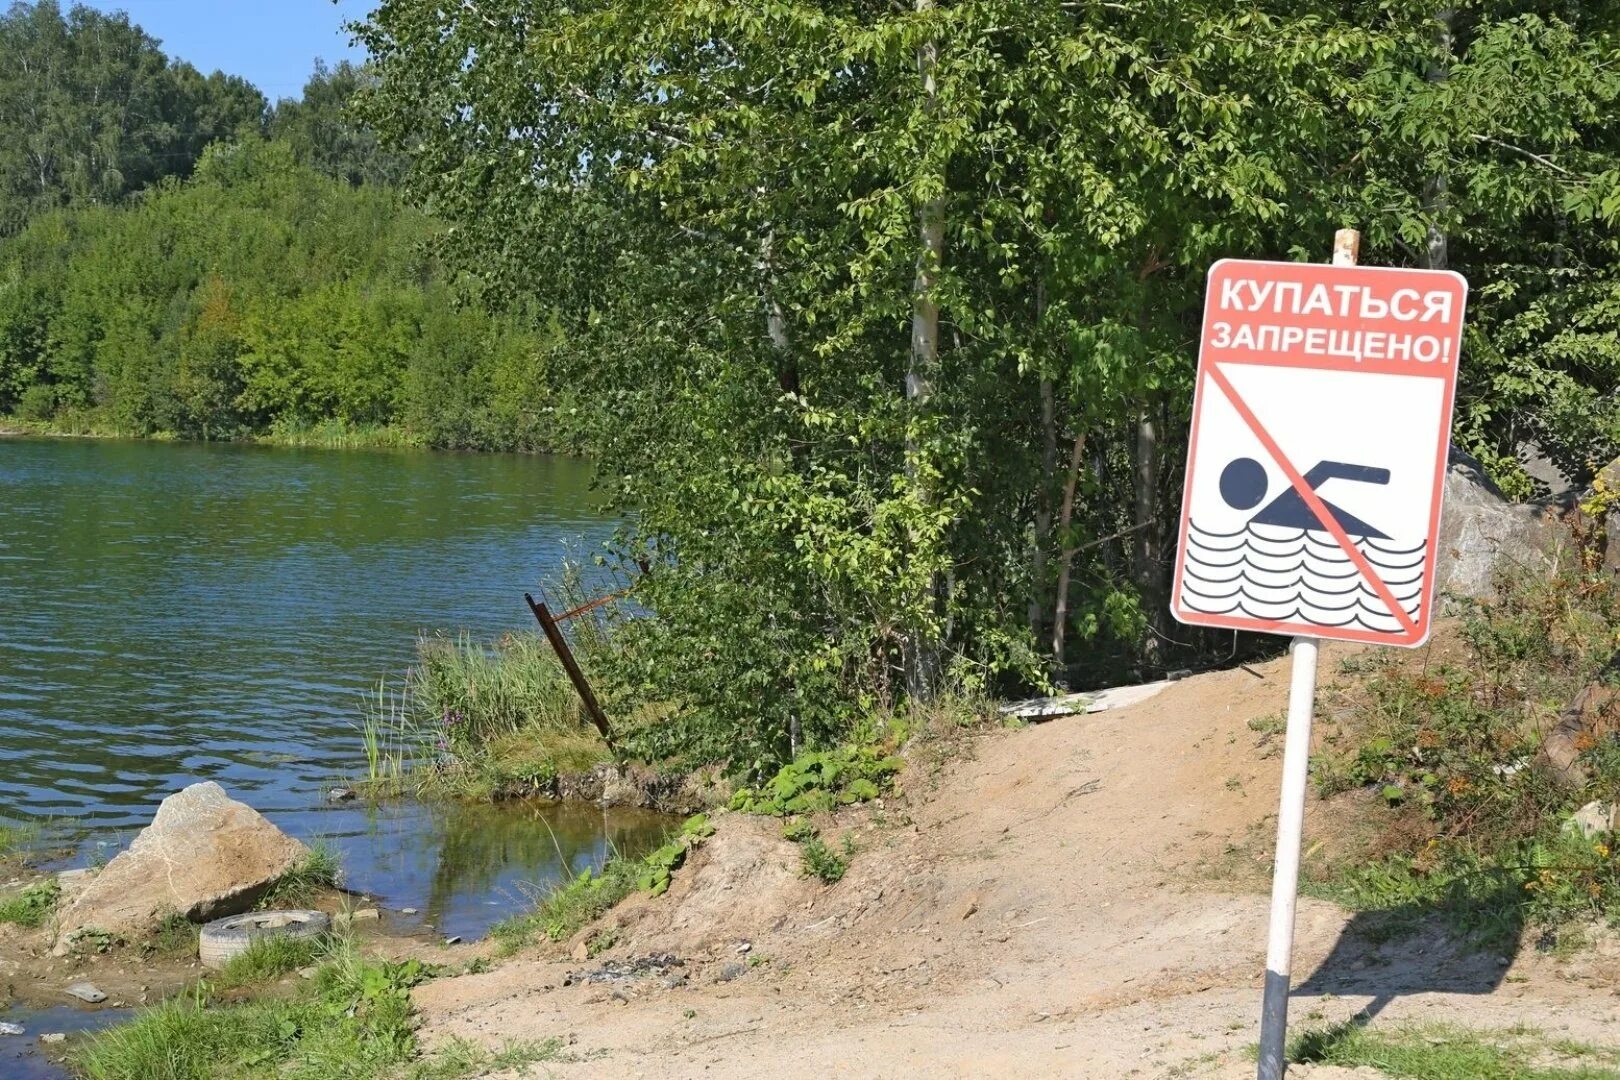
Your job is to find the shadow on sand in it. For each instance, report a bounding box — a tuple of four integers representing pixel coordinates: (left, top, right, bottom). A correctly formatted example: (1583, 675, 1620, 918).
(1287, 872, 1530, 1059)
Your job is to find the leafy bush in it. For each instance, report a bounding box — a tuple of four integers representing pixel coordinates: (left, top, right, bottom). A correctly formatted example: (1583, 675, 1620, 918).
(729, 746, 903, 816)
(799, 834, 855, 885)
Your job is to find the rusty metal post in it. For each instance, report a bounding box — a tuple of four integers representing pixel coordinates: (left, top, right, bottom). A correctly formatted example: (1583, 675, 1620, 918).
(525, 592, 615, 749)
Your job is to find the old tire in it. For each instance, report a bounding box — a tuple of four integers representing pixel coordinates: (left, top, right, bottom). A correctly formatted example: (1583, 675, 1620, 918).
(198, 909, 330, 969)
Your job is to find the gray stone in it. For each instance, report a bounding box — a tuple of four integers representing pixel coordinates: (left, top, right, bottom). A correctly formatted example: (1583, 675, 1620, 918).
(53, 781, 308, 953)
(1437, 448, 1557, 600)
(1565, 801, 1618, 840)
(715, 961, 747, 983)
(0, 1022, 24, 1037)
(326, 788, 357, 803)
(39, 1033, 65, 1045)
(64, 982, 106, 1003)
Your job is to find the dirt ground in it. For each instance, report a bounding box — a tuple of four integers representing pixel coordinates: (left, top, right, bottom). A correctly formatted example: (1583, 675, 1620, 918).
(409, 644, 1620, 1079)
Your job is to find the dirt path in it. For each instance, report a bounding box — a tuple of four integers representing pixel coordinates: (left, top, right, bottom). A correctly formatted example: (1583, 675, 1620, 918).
(412, 650, 1620, 1078)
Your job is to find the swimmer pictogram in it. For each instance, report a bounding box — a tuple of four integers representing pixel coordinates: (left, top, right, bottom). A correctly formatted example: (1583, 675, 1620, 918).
(1219, 457, 1390, 538)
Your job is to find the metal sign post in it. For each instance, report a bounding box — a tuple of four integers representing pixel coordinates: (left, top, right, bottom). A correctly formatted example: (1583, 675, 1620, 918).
(1166, 228, 1469, 1078)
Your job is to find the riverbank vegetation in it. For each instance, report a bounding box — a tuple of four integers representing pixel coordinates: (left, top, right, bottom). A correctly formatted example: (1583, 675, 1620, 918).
(350, 0, 1620, 779)
(361, 630, 615, 799)
(1305, 556, 1620, 946)
(69, 940, 569, 1080)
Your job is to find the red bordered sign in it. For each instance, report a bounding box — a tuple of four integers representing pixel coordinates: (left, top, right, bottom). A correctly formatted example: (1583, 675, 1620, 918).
(1170, 259, 1468, 647)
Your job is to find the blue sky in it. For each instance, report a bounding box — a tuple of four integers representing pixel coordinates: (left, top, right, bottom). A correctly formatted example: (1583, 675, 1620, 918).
(78, 1, 372, 102)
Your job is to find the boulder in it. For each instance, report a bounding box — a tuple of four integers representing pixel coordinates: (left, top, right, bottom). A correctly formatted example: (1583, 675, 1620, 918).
(1543, 681, 1620, 786)
(1437, 448, 1558, 599)
(53, 782, 306, 952)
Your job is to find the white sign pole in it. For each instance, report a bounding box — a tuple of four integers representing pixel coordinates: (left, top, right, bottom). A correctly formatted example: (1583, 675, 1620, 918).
(1254, 228, 1360, 1080)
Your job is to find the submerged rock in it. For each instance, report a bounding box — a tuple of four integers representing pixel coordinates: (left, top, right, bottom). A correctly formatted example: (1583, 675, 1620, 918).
(53, 781, 307, 953)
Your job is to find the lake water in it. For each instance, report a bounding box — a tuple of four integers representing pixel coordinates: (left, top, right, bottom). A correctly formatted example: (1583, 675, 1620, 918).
(0, 436, 667, 939)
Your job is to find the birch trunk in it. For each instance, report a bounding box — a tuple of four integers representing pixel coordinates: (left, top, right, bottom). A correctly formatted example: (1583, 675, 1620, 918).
(1423, 10, 1455, 272)
(1133, 411, 1162, 669)
(904, 0, 944, 701)
(1050, 431, 1088, 680)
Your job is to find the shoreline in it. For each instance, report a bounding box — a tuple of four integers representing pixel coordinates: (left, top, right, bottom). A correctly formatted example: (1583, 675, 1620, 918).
(0, 418, 580, 457)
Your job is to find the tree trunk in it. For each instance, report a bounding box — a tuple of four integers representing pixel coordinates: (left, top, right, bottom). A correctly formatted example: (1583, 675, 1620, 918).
(1423, 9, 1455, 272)
(1133, 411, 1162, 669)
(904, 0, 944, 702)
(1029, 279, 1056, 649)
(1050, 431, 1088, 683)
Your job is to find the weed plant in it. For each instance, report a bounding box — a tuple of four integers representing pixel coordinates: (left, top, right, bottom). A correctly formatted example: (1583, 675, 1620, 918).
(1309, 559, 1620, 938)
(0, 878, 59, 928)
(71, 944, 432, 1080)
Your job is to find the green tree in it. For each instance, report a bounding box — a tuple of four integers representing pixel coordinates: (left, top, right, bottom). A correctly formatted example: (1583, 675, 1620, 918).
(0, 1, 266, 234)
(355, 0, 1620, 773)
(268, 60, 406, 187)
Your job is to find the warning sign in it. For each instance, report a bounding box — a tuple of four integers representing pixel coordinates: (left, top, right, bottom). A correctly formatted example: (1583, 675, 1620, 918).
(1170, 259, 1468, 647)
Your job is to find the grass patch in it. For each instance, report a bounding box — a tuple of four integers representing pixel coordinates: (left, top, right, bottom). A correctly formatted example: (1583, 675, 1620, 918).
(141, 913, 201, 960)
(72, 946, 431, 1080)
(214, 934, 327, 989)
(258, 842, 342, 909)
(1289, 1021, 1620, 1079)
(0, 878, 60, 928)
(490, 858, 638, 956)
(361, 630, 614, 800)
(0, 819, 37, 860)
(405, 1036, 569, 1078)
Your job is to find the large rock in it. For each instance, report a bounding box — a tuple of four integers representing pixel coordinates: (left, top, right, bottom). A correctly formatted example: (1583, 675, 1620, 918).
(1437, 448, 1558, 599)
(53, 782, 306, 952)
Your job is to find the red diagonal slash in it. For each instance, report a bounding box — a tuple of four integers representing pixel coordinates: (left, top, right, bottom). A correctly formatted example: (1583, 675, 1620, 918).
(1204, 362, 1421, 639)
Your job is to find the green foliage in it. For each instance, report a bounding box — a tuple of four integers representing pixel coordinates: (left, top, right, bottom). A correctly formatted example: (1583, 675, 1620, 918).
(0, 2, 266, 235)
(361, 628, 613, 799)
(268, 61, 407, 188)
(1310, 561, 1620, 937)
(0, 137, 557, 449)
(729, 746, 902, 816)
(71, 945, 431, 1080)
(0, 877, 59, 928)
(352, 0, 1620, 769)
(1288, 1021, 1620, 1080)
(799, 833, 856, 886)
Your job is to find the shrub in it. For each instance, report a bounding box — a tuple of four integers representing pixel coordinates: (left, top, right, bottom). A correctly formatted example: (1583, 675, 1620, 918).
(729, 746, 903, 816)
(1310, 559, 1620, 933)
